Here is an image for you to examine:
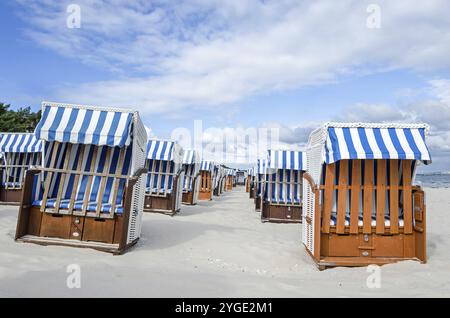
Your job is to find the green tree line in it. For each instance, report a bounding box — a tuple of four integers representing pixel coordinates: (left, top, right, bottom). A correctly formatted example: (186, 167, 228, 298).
(0, 103, 41, 132)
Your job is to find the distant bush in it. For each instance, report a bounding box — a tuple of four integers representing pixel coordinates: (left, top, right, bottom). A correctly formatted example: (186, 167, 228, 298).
(0, 103, 41, 132)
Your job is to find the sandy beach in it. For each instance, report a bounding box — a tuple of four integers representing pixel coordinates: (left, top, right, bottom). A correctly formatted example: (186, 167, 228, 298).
(0, 186, 449, 298)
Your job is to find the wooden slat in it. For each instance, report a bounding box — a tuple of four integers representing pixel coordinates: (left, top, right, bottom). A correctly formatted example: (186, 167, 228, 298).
(54, 143, 73, 213)
(349, 160, 361, 234)
(322, 163, 335, 233)
(376, 159, 386, 234)
(389, 160, 399, 234)
(336, 160, 348, 234)
(363, 160, 374, 234)
(40, 142, 60, 212)
(68, 145, 85, 214)
(81, 146, 99, 216)
(110, 148, 125, 217)
(403, 160, 413, 234)
(95, 147, 112, 217)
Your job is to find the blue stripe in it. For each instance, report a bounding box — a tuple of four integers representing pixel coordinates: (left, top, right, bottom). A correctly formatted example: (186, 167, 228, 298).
(403, 128, 421, 160)
(78, 110, 94, 144)
(372, 128, 389, 159)
(342, 128, 358, 159)
(327, 128, 341, 162)
(47, 107, 66, 141)
(34, 107, 51, 140)
(388, 128, 406, 159)
(63, 108, 80, 142)
(357, 128, 373, 159)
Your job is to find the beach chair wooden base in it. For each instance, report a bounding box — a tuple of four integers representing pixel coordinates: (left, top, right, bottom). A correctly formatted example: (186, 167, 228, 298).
(307, 228, 425, 270)
(254, 197, 261, 211)
(198, 191, 213, 201)
(15, 207, 137, 254)
(225, 176, 233, 191)
(249, 187, 255, 199)
(143, 194, 180, 216)
(261, 202, 302, 223)
(0, 188, 22, 205)
(182, 191, 196, 205)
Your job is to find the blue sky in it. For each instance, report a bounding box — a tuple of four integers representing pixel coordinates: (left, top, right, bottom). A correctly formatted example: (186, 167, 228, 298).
(1, 0, 450, 171)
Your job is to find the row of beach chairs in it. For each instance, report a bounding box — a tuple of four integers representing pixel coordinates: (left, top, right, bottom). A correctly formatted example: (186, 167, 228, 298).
(1, 101, 432, 269)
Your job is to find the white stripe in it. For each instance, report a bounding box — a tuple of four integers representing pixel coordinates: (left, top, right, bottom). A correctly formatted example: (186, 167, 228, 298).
(395, 128, 414, 159)
(411, 129, 431, 161)
(84, 111, 101, 144)
(69, 109, 87, 143)
(114, 113, 129, 146)
(334, 128, 350, 161)
(55, 108, 72, 142)
(380, 128, 398, 159)
(364, 128, 382, 158)
(349, 128, 366, 159)
(40, 106, 59, 141)
(99, 112, 115, 145)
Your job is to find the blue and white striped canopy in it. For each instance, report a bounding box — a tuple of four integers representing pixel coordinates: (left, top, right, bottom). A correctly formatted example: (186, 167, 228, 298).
(257, 159, 268, 174)
(35, 103, 134, 147)
(147, 140, 176, 161)
(247, 168, 254, 176)
(182, 150, 198, 165)
(268, 150, 306, 170)
(325, 124, 432, 164)
(0, 133, 42, 153)
(200, 160, 214, 171)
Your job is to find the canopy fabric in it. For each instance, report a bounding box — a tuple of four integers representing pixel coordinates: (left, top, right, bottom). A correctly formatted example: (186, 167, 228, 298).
(182, 150, 198, 165)
(257, 159, 268, 174)
(325, 124, 431, 164)
(268, 150, 306, 170)
(147, 140, 176, 161)
(35, 103, 134, 147)
(200, 160, 214, 171)
(0, 133, 42, 153)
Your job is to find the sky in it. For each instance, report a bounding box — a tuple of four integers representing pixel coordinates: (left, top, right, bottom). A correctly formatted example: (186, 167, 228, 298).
(0, 0, 449, 171)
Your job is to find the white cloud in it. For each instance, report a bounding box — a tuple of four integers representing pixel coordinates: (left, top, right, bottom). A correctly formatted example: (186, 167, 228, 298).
(15, 0, 450, 115)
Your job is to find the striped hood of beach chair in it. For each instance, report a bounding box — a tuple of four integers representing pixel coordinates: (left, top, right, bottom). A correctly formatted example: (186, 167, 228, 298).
(145, 140, 182, 195)
(263, 150, 306, 205)
(0, 133, 42, 188)
(32, 102, 138, 215)
(181, 150, 199, 192)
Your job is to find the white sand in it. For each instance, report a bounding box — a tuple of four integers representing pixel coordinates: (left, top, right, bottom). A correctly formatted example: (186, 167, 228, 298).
(0, 187, 449, 298)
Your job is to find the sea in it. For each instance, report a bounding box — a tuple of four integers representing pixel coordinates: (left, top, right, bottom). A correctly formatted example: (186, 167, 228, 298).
(416, 173, 450, 188)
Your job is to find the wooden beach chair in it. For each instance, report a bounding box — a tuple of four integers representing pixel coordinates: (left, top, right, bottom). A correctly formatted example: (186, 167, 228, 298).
(261, 150, 306, 223)
(302, 123, 431, 269)
(248, 167, 256, 198)
(181, 150, 200, 205)
(0, 133, 41, 204)
(15, 102, 148, 254)
(198, 160, 214, 201)
(254, 159, 267, 211)
(144, 140, 184, 215)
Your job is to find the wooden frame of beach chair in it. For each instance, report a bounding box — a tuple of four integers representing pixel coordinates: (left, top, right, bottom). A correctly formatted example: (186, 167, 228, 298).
(143, 140, 184, 216)
(302, 123, 431, 269)
(261, 150, 305, 223)
(254, 159, 267, 211)
(198, 161, 214, 201)
(0, 133, 42, 205)
(15, 102, 147, 254)
(181, 150, 200, 205)
(225, 169, 234, 191)
(213, 165, 224, 196)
